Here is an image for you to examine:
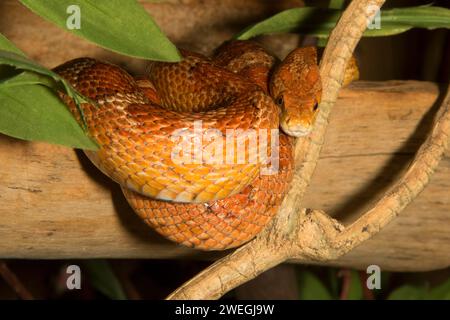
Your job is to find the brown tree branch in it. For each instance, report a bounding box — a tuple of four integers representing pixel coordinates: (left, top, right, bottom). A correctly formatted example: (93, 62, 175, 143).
(167, 0, 387, 300)
(283, 87, 449, 260)
(167, 85, 449, 299)
(338, 269, 352, 300)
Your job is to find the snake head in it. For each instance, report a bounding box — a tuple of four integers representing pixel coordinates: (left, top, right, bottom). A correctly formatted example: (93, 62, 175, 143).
(270, 47, 322, 137)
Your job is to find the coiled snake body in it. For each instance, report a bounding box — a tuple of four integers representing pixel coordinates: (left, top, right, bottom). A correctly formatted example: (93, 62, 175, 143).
(54, 41, 324, 250)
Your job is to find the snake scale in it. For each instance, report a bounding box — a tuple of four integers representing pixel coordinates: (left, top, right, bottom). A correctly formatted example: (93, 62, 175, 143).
(54, 40, 328, 250)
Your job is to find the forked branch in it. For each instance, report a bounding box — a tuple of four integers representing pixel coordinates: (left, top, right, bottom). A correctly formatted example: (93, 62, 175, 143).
(166, 0, 449, 300)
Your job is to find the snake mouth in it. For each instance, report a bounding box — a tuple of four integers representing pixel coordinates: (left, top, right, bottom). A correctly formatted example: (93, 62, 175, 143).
(280, 122, 312, 137)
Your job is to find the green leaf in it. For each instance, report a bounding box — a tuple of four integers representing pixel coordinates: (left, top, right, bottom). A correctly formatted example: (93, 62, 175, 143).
(0, 36, 99, 149)
(426, 277, 450, 300)
(380, 272, 391, 291)
(1, 70, 60, 87)
(0, 83, 98, 150)
(328, 268, 340, 299)
(388, 284, 427, 300)
(235, 8, 339, 40)
(0, 47, 90, 108)
(0, 36, 73, 94)
(388, 277, 450, 300)
(0, 49, 63, 79)
(0, 34, 26, 79)
(298, 270, 333, 300)
(347, 270, 364, 300)
(329, 0, 346, 10)
(1, 69, 89, 108)
(382, 6, 450, 30)
(0, 46, 98, 149)
(0, 33, 26, 56)
(83, 260, 126, 300)
(19, 0, 181, 61)
(235, 6, 450, 40)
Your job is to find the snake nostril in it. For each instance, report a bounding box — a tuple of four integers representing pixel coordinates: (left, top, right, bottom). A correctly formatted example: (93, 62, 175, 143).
(313, 102, 319, 111)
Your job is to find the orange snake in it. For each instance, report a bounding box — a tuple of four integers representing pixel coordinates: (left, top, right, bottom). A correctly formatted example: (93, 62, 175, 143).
(54, 40, 325, 250)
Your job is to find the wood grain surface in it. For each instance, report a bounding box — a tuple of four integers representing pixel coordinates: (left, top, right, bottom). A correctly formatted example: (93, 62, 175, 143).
(0, 80, 448, 271)
(0, 0, 448, 271)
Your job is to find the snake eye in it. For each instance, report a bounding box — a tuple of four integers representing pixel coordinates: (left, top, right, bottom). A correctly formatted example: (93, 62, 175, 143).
(313, 102, 319, 111)
(275, 95, 284, 107)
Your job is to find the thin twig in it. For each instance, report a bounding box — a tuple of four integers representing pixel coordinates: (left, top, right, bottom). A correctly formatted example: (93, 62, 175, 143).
(338, 269, 352, 300)
(0, 260, 34, 300)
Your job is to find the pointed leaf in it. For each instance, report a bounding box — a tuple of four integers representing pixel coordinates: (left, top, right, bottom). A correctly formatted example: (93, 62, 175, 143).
(347, 270, 364, 300)
(0, 38, 98, 149)
(298, 270, 333, 300)
(388, 285, 427, 300)
(83, 260, 127, 300)
(19, 0, 181, 61)
(0, 33, 26, 56)
(235, 6, 450, 40)
(0, 83, 98, 150)
(426, 278, 450, 300)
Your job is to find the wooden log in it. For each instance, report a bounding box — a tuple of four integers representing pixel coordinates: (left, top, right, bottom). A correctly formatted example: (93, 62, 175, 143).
(0, 80, 448, 272)
(0, 0, 449, 271)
